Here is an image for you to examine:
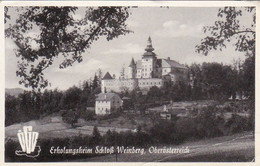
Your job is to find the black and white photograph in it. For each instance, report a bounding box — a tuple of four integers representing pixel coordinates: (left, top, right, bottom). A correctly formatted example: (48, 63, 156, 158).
(3, 2, 256, 163)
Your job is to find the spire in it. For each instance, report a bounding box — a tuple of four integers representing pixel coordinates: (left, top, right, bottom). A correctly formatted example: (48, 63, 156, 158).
(129, 58, 135, 67)
(102, 72, 113, 80)
(145, 36, 154, 52)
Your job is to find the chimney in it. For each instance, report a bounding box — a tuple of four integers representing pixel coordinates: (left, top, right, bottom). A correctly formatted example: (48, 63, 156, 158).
(167, 57, 170, 60)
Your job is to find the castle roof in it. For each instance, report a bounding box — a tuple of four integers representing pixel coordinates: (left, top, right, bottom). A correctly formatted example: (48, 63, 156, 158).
(96, 93, 121, 101)
(136, 58, 186, 69)
(142, 51, 156, 57)
(102, 72, 113, 80)
(162, 59, 187, 69)
(143, 37, 156, 58)
(145, 36, 155, 52)
(129, 58, 136, 67)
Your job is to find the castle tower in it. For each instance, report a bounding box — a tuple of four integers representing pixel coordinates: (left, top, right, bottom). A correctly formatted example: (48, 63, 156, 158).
(128, 58, 136, 79)
(141, 36, 157, 78)
(145, 36, 155, 52)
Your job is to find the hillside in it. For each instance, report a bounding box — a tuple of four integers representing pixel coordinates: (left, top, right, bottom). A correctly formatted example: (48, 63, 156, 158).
(5, 115, 135, 140)
(5, 88, 24, 97)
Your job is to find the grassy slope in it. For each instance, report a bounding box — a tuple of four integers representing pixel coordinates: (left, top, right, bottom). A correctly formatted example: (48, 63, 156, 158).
(5, 115, 136, 140)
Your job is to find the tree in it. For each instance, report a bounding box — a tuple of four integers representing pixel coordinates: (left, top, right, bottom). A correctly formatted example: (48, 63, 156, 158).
(196, 7, 255, 56)
(92, 74, 99, 91)
(5, 95, 19, 126)
(120, 64, 126, 79)
(60, 86, 82, 109)
(196, 7, 255, 99)
(242, 56, 255, 99)
(91, 126, 102, 145)
(62, 109, 79, 128)
(5, 7, 131, 90)
(97, 68, 103, 84)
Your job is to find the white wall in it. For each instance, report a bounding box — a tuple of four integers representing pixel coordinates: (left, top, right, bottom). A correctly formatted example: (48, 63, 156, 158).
(95, 101, 111, 115)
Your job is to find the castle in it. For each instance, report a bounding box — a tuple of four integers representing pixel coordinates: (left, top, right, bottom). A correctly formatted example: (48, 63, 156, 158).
(101, 37, 188, 93)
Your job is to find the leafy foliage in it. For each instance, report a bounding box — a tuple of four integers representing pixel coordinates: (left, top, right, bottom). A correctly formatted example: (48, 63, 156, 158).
(62, 109, 79, 127)
(196, 7, 255, 56)
(5, 7, 131, 90)
(5, 73, 101, 126)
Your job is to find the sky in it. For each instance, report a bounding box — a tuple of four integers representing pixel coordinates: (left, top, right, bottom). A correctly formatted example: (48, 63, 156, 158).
(5, 7, 253, 90)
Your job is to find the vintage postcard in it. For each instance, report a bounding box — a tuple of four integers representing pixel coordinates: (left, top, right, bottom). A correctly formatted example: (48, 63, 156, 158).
(0, 1, 259, 165)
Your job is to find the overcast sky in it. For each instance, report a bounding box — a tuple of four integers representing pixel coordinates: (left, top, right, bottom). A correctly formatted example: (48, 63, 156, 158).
(5, 7, 252, 90)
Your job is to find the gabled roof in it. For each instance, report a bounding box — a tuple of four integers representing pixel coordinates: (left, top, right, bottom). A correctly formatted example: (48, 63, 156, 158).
(161, 59, 187, 69)
(129, 58, 136, 67)
(102, 72, 113, 80)
(96, 93, 121, 101)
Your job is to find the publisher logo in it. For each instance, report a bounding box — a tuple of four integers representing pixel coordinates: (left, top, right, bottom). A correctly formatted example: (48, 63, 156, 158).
(15, 126, 41, 158)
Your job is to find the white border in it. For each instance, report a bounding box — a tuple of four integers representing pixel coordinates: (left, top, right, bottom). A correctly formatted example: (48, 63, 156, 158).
(0, 1, 259, 166)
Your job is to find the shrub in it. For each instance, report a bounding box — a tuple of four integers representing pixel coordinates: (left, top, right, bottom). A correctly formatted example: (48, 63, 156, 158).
(225, 113, 252, 134)
(148, 120, 176, 144)
(79, 108, 96, 121)
(62, 109, 79, 127)
(194, 105, 224, 138)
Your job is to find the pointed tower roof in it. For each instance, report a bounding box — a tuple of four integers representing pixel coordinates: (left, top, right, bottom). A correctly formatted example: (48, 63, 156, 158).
(143, 36, 156, 58)
(102, 72, 113, 80)
(145, 36, 155, 52)
(128, 58, 136, 67)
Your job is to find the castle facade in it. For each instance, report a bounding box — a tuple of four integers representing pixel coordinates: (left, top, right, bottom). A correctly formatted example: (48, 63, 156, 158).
(101, 37, 188, 93)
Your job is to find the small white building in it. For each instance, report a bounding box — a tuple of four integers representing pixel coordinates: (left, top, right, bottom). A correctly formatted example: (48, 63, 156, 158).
(95, 93, 123, 115)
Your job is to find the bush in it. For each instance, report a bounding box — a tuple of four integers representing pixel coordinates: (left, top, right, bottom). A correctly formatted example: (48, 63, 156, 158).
(194, 105, 224, 138)
(225, 113, 252, 134)
(62, 109, 79, 127)
(97, 112, 120, 121)
(79, 108, 96, 121)
(149, 120, 176, 144)
(174, 117, 198, 143)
